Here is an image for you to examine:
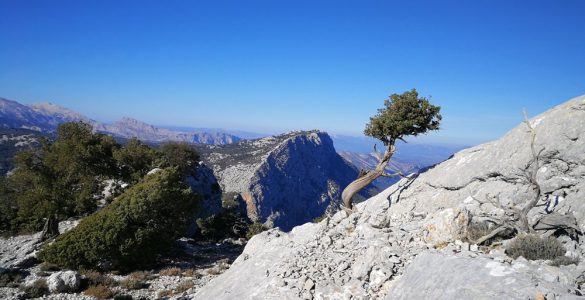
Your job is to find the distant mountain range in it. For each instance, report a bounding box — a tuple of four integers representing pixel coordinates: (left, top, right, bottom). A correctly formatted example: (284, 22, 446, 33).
(0, 96, 467, 189)
(0, 97, 239, 145)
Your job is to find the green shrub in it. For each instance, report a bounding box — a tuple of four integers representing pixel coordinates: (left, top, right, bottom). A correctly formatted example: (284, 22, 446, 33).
(20, 279, 49, 298)
(1, 122, 120, 234)
(37, 168, 199, 271)
(0, 268, 26, 288)
(158, 142, 200, 175)
(114, 138, 159, 183)
(196, 210, 248, 240)
(246, 222, 268, 240)
(505, 234, 566, 260)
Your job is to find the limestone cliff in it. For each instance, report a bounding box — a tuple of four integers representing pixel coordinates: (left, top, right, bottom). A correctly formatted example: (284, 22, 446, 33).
(197, 130, 369, 231)
(193, 95, 585, 299)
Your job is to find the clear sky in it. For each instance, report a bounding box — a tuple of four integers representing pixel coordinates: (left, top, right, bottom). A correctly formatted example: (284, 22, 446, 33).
(1, 0, 584, 145)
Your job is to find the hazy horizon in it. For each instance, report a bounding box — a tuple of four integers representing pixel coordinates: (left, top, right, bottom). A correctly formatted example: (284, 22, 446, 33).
(2, 1, 584, 145)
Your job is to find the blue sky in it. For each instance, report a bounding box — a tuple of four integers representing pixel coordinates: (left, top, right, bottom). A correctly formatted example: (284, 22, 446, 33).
(1, 0, 584, 145)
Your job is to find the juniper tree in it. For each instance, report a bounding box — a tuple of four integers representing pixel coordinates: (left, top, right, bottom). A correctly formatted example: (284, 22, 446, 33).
(342, 89, 442, 209)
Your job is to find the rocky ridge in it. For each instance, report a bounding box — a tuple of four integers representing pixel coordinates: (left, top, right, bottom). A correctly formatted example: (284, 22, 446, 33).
(192, 94, 585, 299)
(196, 131, 370, 231)
(0, 97, 239, 145)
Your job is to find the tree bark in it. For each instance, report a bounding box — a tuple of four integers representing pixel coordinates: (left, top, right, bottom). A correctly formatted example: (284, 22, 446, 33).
(40, 214, 59, 242)
(342, 143, 396, 210)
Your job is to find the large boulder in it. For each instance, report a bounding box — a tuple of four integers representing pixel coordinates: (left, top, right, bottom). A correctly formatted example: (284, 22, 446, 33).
(47, 271, 81, 293)
(386, 251, 582, 300)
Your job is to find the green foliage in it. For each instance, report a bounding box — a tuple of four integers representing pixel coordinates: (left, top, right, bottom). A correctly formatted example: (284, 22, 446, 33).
(113, 138, 159, 183)
(196, 210, 248, 240)
(158, 142, 200, 175)
(505, 234, 566, 260)
(364, 89, 442, 145)
(37, 168, 199, 271)
(1, 122, 120, 233)
(246, 222, 268, 240)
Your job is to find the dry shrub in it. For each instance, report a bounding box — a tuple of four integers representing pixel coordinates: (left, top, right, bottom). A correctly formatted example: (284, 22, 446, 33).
(20, 279, 49, 298)
(118, 271, 151, 290)
(81, 270, 117, 287)
(39, 262, 60, 272)
(84, 285, 114, 299)
(183, 269, 200, 278)
(156, 289, 173, 298)
(159, 267, 182, 277)
(175, 281, 195, 294)
(550, 256, 579, 267)
(433, 241, 449, 249)
(127, 271, 151, 281)
(119, 278, 145, 290)
(506, 234, 566, 260)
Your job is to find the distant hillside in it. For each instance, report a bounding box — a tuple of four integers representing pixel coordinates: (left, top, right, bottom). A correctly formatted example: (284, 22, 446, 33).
(0, 128, 45, 175)
(0, 97, 240, 145)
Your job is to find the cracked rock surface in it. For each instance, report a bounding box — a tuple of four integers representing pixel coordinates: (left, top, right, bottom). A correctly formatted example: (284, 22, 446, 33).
(192, 95, 585, 299)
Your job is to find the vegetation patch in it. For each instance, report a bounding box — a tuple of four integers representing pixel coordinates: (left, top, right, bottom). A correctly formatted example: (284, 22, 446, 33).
(506, 234, 566, 260)
(84, 285, 114, 299)
(37, 168, 199, 271)
(20, 279, 49, 298)
(159, 267, 183, 277)
(246, 222, 268, 240)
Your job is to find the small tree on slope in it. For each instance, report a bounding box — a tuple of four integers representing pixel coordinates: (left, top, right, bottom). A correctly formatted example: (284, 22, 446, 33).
(341, 89, 442, 210)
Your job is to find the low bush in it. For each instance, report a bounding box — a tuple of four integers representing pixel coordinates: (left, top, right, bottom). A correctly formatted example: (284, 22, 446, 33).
(0, 268, 26, 288)
(550, 256, 579, 266)
(175, 281, 195, 293)
(39, 262, 61, 272)
(84, 285, 114, 299)
(81, 270, 117, 287)
(506, 234, 566, 260)
(246, 222, 268, 240)
(159, 267, 182, 277)
(20, 279, 49, 298)
(37, 168, 199, 271)
(196, 210, 248, 240)
(119, 278, 145, 290)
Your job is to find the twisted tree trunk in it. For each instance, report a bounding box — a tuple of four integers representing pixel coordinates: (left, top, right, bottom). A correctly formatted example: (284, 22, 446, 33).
(342, 143, 396, 210)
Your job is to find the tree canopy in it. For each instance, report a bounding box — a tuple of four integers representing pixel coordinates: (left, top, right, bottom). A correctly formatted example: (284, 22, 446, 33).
(364, 89, 442, 145)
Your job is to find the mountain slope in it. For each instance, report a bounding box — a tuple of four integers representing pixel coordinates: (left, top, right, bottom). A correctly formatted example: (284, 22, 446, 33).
(0, 97, 239, 145)
(196, 131, 372, 231)
(193, 95, 585, 299)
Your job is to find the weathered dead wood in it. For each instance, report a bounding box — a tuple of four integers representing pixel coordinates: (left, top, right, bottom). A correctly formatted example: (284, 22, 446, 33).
(40, 214, 59, 242)
(341, 143, 397, 210)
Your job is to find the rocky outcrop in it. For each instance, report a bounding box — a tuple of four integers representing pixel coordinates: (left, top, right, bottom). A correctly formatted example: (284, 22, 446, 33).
(46, 271, 81, 293)
(192, 95, 585, 299)
(197, 131, 368, 231)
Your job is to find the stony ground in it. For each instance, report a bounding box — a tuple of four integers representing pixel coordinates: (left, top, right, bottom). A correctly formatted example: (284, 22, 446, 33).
(0, 235, 245, 300)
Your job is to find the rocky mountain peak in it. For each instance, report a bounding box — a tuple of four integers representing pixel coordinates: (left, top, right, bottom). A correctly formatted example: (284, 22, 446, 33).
(197, 130, 369, 230)
(193, 94, 585, 299)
